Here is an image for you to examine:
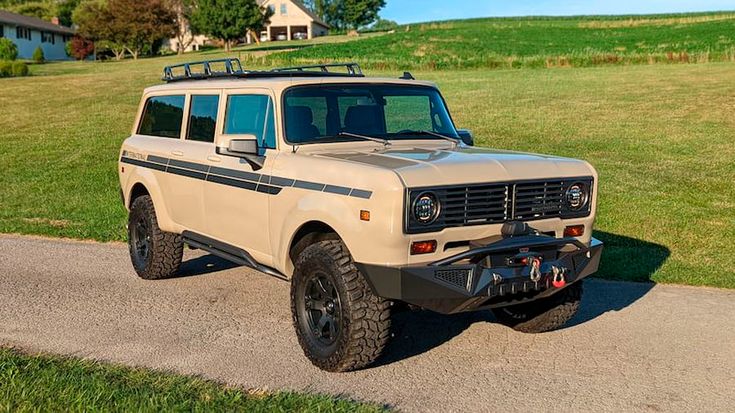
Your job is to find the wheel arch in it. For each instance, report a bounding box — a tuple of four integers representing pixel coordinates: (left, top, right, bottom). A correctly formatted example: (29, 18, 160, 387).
(122, 170, 181, 234)
(285, 220, 343, 276)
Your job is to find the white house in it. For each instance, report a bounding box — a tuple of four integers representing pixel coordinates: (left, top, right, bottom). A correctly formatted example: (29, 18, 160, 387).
(166, 0, 329, 53)
(258, 0, 330, 42)
(0, 10, 75, 61)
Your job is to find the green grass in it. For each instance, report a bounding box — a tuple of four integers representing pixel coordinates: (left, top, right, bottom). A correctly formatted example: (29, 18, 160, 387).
(0, 48, 733, 288)
(0, 348, 385, 412)
(263, 12, 735, 70)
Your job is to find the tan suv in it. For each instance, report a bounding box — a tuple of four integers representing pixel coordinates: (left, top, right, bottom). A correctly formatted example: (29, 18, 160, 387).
(119, 59, 603, 372)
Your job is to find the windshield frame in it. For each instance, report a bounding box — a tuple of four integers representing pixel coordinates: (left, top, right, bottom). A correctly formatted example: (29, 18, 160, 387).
(280, 83, 460, 146)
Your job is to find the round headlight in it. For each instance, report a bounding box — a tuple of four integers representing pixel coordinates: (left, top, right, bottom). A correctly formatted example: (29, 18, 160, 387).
(565, 182, 589, 211)
(413, 192, 440, 224)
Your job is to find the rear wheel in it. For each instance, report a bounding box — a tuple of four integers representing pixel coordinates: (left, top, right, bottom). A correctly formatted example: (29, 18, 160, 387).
(127, 195, 183, 280)
(291, 240, 392, 372)
(492, 281, 583, 333)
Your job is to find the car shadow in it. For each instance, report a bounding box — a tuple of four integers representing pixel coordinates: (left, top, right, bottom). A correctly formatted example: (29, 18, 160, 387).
(372, 231, 669, 368)
(172, 253, 240, 279)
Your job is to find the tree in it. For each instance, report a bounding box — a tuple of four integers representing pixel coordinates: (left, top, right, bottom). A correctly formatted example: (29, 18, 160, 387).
(167, 0, 196, 55)
(57, 0, 81, 27)
(304, 0, 385, 31)
(371, 17, 398, 31)
(8, 1, 55, 21)
(190, 0, 273, 52)
(75, 0, 176, 60)
(75, 0, 123, 60)
(342, 0, 385, 30)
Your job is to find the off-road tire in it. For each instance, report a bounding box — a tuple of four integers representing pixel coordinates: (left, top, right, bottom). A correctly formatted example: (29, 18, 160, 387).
(492, 281, 583, 333)
(127, 195, 183, 280)
(291, 240, 392, 372)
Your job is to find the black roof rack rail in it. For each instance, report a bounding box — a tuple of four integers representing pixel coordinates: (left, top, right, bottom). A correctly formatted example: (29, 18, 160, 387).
(162, 58, 244, 82)
(162, 59, 365, 83)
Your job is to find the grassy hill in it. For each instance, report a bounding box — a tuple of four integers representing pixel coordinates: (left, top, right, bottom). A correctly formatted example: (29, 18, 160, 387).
(263, 12, 735, 69)
(0, 52, 733, 288)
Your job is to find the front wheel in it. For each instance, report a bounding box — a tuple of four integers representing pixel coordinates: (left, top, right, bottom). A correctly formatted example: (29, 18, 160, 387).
(291, 240, 392, 372)
(492, 281, 583, 333)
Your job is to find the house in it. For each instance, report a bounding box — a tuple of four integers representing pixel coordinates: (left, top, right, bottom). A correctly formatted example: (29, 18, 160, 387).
(166, 0, 329, 53)
(0, 10, 75, 61)
(258, 0, 330, 42)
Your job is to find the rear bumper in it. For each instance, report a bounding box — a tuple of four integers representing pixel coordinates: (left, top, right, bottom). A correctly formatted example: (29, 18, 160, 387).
(356, 235, 603, 314)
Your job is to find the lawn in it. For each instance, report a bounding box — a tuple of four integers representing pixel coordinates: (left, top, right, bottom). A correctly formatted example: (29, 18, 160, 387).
(265, 12, 735, 69)
(0, 49, 734, 288)
(0, 348, 384, 412)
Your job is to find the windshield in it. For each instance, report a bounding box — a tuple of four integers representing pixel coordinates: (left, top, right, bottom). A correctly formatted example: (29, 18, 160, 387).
(283, 84, 459, 144)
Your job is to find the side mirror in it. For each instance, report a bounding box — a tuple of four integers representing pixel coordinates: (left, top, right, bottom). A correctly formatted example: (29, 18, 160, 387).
(218, 135, 265, 170)
(457, 129, 474, 146)
(226, 137, 259, 155)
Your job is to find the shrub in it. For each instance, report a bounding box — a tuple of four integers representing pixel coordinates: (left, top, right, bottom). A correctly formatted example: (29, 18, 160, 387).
(32, 46, 45, 63)
(12, 61, 29, 77)
(66, 36, 95, 61)
(0, 38, 18, 61)
(0, 60, 12, 77)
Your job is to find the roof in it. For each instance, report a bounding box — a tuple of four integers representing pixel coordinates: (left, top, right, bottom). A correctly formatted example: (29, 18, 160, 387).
(0, 9, 75, 35)
(258, 0, 331, 29)
(144, 76, 437, 94)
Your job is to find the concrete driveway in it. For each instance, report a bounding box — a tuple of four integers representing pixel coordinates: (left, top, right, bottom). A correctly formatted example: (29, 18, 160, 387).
(1, 235, 733, 412)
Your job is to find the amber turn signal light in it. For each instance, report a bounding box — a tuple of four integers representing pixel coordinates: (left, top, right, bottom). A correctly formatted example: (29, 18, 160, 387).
(360, 210, 371, 221)
(411, 240, 437, 255)
(564, 225, 585, 237)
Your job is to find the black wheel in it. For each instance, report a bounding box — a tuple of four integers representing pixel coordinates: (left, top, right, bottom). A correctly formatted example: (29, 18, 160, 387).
(291, 240, 392, 372)
(492, 281, 583, 333)
(127, 195, 183, 280)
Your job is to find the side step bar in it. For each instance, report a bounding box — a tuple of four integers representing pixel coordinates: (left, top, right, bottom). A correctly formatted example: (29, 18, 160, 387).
(182, 231, 288, 281)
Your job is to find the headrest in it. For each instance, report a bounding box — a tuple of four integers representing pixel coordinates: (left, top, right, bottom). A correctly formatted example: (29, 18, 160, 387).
(344, 105, 381, 135)
(287, 105, 314, 125)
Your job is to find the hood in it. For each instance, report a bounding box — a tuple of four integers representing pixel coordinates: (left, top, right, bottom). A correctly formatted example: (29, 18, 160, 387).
(314, 145, 595, 188)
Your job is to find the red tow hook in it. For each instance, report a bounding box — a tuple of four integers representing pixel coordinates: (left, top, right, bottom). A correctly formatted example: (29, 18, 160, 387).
(552, 266, 567, 288)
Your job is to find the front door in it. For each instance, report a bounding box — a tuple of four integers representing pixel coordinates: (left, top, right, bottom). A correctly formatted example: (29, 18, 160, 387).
(203, 89, 278, 265)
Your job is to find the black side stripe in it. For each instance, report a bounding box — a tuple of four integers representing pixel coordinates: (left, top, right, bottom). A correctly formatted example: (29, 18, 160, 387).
(121, 156, 371, 199)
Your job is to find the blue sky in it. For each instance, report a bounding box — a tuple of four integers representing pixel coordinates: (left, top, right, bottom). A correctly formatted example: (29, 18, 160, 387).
(381, 0, 735, 24)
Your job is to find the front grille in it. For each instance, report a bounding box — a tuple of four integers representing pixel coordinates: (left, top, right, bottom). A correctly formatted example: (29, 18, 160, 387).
(406, 177, 593, 233)
(441, 183, 509, 226)
(512, 180, 564, 220)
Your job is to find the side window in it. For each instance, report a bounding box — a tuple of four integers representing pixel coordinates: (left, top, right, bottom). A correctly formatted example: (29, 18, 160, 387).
(138, 95, 186, 138)
(224, 95, 276, 150)
(187, 95, 219, 143)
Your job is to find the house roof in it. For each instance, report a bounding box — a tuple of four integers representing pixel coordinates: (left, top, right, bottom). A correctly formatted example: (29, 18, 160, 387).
(259, 0, 330, 29)
(0, 9, 75, 35)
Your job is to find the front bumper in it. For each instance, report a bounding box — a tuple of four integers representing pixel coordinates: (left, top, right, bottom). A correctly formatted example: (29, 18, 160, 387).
(357, 235, 603, 314)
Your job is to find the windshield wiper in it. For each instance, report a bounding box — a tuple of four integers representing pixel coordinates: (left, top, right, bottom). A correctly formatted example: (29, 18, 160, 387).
(337, 132, 391, 147)
(394, 130, 459, 145)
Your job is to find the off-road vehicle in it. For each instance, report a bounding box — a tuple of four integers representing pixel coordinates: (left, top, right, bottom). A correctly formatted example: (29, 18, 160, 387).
(118, 59, 603, 372)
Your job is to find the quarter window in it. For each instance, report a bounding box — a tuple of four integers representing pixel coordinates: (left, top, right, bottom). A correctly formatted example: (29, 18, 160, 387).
(138, 95, 186, 138)
(224, 95, 277, 150)
(187, 95, 219, 142)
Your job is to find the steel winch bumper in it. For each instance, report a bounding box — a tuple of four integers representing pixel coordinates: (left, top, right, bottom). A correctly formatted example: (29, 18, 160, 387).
(356, 235, 603, 314)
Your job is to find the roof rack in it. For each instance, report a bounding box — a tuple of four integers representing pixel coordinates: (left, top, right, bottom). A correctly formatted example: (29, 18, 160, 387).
(162, 59, 365, 83)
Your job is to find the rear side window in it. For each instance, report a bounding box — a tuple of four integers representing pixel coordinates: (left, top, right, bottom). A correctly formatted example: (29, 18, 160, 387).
(138, 95, 185, 138)
(224, 95, 276, 149)
(187, 95, 219, 142)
